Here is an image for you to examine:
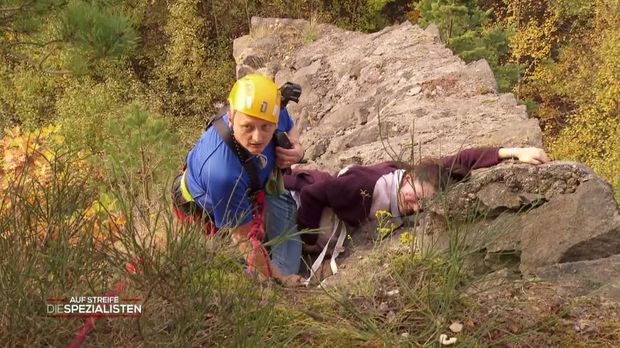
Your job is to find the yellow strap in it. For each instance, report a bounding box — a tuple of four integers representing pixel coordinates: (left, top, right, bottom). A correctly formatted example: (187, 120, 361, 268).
(180, 170, 194, 202)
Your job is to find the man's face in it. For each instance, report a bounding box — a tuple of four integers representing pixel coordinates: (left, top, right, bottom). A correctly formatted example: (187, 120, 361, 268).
(229, 111, 277, 155)
(398, 175, 436, 215)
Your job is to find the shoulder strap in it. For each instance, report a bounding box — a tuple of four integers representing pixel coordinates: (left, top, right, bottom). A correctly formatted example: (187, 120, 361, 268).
(212, 116, 261, 197)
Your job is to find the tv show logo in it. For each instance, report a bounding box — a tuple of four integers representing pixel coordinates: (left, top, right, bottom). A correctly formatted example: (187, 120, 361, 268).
(46, 296, 142, 317)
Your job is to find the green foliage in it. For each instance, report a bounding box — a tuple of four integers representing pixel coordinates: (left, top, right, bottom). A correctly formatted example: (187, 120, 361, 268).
(322, 0, 396, 32)
(54, 75, 136, 150)
(253, 0, 401, 33)
(0, 133, 113, 346)
(417, 0, 490, 39)
(146, 0, 235, 119)
(0, 0, 141, 145)
(1, 0, 412, 135)
(1, 0, 137, 75)
(99, 105, 182, 205)
(0, 131, 289, 346)
(505, 0, 620, 196)
(302, 21, 320, 42)
(0, 0, 66, 34)
(0, 63, 62, 130)
(416, 0, 518, 91)
(518, 97, 539, 115)
(493, 61, 521, 92)
(60, 1, 137, 58)
(98, 195, 287, 346)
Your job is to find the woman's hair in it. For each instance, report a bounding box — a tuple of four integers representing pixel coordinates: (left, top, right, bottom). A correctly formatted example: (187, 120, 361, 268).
(402, 159, 470, 192)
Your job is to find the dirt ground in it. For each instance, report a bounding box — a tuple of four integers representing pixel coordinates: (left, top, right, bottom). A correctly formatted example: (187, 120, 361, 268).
(292, 227, 620, 347)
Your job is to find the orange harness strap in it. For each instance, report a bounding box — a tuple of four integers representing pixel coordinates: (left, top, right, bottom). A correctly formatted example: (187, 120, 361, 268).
(245, 190, 272, 278)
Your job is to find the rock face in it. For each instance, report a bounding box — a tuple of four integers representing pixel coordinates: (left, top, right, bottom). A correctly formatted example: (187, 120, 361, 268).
(233, 17, 542, 171)
(536, 255, 620, 300)
(233, 17, 620, 299)
(420, 162, 620, 275)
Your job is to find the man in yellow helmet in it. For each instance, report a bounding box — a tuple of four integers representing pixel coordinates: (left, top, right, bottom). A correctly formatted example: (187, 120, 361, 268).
(172, 74, 305, 286)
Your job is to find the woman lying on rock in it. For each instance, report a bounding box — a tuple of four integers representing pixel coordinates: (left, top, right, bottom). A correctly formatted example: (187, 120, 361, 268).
(283, 146, 550, 252)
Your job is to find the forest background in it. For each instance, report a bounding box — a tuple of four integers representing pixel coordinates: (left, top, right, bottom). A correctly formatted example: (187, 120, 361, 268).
(1, 0, 618, 195)
(1, 0, 619, 346)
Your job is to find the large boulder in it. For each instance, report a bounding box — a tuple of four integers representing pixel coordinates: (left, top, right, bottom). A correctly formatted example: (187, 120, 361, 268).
(419, 161, 620, 277)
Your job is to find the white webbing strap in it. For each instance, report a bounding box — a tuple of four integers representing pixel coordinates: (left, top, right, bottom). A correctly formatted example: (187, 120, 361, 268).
(329, 222, 347, 274)
(303, 218, 347, 287)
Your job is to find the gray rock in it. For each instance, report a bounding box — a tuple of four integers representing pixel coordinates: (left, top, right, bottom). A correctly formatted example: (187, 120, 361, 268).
(238, 49, 265, 69)
(233, 17, 542, 171)
(421, 162, 620, 274)
(250, 17, 309, 37)
(255, 65, 276, 79)
(232, 35, 252, 64)
(461, 59, 498, 94)
(537, 254, 620, 301)
(236, 65, 255, 79)
(230, 17, 620, 295)
(306, 138, 329, 160)
(424, 23, 442, 43)
(354, 107, 368, 125)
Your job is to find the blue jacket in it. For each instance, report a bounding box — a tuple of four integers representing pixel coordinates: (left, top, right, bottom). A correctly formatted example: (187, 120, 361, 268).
(185, 109, 294, 228)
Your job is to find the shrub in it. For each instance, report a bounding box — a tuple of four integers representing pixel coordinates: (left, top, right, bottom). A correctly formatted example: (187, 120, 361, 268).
(415, 0, 518, 92)
(99, 105, 183, 207)
(0, 125, 124, 346)
(0, 123, 291, 346)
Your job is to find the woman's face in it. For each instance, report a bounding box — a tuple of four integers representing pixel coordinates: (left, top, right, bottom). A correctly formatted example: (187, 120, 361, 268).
(398, 175, 436, 215)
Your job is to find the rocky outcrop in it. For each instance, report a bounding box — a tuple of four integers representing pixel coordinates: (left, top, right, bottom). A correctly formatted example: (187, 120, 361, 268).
(418, 162, 620, 277)
(233, 17, 543, 171)
(233, 17, 620, 299)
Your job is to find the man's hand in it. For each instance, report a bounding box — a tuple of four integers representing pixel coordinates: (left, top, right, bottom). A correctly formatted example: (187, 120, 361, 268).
(276, 141, 303, 169)
(276, 273, 305, 287)
(232, 223, 280, 280)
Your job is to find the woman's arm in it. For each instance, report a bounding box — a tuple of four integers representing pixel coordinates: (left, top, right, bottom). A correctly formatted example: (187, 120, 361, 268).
(440, 147, 502, 171)
(442, 146, 550, 171)
(437, 146, 550, 183)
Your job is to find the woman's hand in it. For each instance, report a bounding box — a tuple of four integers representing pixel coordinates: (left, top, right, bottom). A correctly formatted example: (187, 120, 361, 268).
(500, 147, 550, 165)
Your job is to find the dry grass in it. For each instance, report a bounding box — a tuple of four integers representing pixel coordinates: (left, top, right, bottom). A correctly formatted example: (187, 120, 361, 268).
(2, 121, 619, 347)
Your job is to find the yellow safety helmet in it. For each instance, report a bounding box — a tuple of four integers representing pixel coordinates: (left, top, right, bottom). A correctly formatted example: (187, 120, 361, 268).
(228, 74, 282, 124)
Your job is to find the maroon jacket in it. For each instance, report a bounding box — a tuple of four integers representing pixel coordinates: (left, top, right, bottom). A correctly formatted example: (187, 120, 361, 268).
(284, 147, 501, 242)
